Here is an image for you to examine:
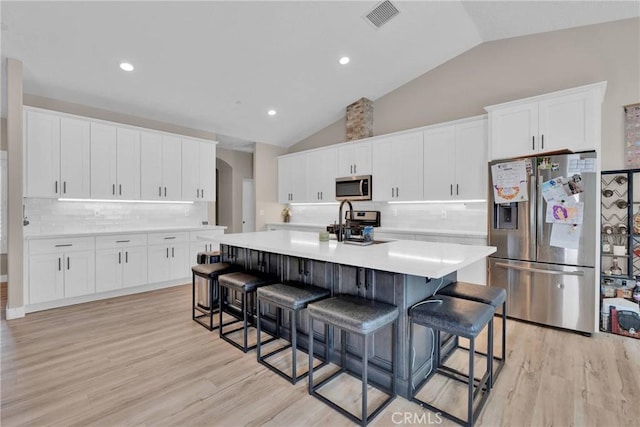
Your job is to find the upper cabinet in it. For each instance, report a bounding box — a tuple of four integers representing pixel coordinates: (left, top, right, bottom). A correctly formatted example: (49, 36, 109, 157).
(181, 137, 216, 202)
(486, 82, 606, 160)
(423, 118, 487, 201)
(372, 131, 424, 202)
(140, 132, 182, 200)
(90, 123, 141, 200)
(278, 153, 307, 203)
(25, 110, 90, 198)
(306, 147, 337, 202)
(337, 140, 371, 176)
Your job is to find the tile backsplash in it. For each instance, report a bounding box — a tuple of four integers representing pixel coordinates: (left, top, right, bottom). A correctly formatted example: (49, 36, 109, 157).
(289, 201, 487, 232)
(23, 198, 208, 235)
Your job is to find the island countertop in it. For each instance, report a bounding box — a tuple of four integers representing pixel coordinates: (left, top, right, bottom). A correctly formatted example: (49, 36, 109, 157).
(217, 230, 496, 278)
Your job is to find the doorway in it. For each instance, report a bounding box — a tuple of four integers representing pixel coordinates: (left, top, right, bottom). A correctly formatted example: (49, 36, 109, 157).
(242, 179, 255, 233)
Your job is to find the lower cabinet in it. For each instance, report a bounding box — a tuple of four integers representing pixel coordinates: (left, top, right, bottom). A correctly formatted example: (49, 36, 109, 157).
(28, 237, 96, 304)
(148, 242, 189, 283)
(96, 246, 148, 292)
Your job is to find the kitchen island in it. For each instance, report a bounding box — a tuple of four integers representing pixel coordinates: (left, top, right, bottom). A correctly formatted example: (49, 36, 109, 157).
(216, 230, 496, 397)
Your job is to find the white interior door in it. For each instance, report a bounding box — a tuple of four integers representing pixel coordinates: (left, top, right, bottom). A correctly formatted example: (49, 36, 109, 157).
(242, 179, 255, 233)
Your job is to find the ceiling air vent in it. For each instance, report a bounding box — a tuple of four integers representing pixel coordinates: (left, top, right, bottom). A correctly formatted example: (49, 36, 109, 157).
(364, 0, 400, 29)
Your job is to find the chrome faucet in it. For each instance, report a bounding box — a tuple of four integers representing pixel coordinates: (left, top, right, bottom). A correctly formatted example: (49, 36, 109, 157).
(337, 199, 354, 242)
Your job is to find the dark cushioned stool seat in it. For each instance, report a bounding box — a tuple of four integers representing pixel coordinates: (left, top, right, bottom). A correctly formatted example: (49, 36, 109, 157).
(257, 283, 330, 310)
(410, 295, 493, 339)
(307, 295, 399, 335)
(256, 282, 330, 384)
(219, 271, 272, 293)
(308, 295, 399, 426)
(192, 262, 231, 277)
(438, 282, 506, 307)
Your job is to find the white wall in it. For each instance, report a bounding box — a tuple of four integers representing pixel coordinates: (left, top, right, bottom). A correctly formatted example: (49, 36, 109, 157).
(254, 142, 287, 231)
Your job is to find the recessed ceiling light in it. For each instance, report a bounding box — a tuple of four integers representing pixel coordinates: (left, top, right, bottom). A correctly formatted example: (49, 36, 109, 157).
(119, 62, 134, 72)
(268, 110, 277, 116)
(339, 56, 350, 65)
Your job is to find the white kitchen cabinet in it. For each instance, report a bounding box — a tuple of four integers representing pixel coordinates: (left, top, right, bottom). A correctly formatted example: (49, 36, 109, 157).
(90, 123, 141, 199)
(25, 110, 90, 199)
(486, 82, 606, 160)
(423, 118, 487, 201)
(337, 140, 371, 176)
(372, 131, 423, 201)
(28, 237, 96, 304)
(147, 232, 190, 283)
(95, 234, 148, 292)
(278, 153, 307, 203)
(182, 137, 217, 201)
(306, 147, 337, 202)
(141, 132, 182, 200)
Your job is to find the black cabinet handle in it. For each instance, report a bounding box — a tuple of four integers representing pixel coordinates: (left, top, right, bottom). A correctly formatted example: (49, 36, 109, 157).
(55, 181, 58, 194)
(55, 244, 72, 247)
(456, 184, 459, 195)
(58, 257, 61, 271)
(164, 236, 176, 240)
(541, 134, 544, 150)
(159, 186, 162, 197)
(532, 136, 535, 150)
(116, 240, 130, 243)
(396, 187, 399, 197)
(125, 251, 128, 263)
(166, 248, 169, 258)
(67, 257, 70, 270)
(164, 187, 167, 197)
(354, 164, 357, 174)
(119, 184, 122, 195)
(450, 184, 453, 196)
(304, 259, 310, 275)
(63, 181, 66, 194)
(112, 184, 115, 195)
(119, 252, 121, 264)
(172, 247, 174, 258)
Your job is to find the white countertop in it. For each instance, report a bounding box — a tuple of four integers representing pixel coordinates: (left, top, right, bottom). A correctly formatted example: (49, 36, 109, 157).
(218, 230, 495, 278)
(24, 225, 227, 240)
(266, 222, 487, 238)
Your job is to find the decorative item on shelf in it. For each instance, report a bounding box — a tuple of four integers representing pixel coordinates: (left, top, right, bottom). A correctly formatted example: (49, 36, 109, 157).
(610, 257, 623, 276)
(634, 211, 640, 234)
(603, 223, 614, 234)
(281, 207, 291, 223)
(615, 175, 628, 185)
(609, 233, 627, 256)
(616, 199, 629, 209)
(602, 188, 614, 198)
(617, 223, 628, 235)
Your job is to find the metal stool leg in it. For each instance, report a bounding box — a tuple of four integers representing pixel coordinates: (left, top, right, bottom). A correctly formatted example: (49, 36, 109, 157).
(308, 317, 314, 394)
(291, 308, 298, 383)
(361, 333, 368, 427)
(256, 298, 263, 360)
(468, 337, 475, 427)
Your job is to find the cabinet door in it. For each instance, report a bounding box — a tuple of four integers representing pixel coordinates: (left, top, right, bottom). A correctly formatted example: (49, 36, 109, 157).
(169, 243, 189, 280)
(307, 148, 337, 202)
(278, 154, 306, 203)
(538, 91, 594, 153)
(140, 132, 164, 200)
(162, 135, 182, 200)
(90, 122, 118, 199)
(25, 110, 60, 198)
(181, 138, 200, 201)
(95, 248, 123, 292)
(423, 125, 456, 201)
(122, 246, 148, 288)
(489, 103, 538, 160)
(455, 119, 488, 200)
(337, 141, 371, 176)
(116, 128, 141, 200)
(278, 156, 292, 203)
(148, 245, 171, 283)
(372, 137, 395, 201)
(29, 253, 64, 304)
(393, 132, 424, 201)
(60, 117, 90, 198)
(200, 142, 216, 201)
(64, 251, 96, 298)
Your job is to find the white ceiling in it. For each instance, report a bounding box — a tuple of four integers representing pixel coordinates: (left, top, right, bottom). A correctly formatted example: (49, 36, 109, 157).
(2, 1, 639, 150)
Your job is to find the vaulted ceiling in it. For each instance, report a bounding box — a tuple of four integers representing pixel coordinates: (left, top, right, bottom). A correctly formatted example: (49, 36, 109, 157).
(2, 1, 638, 150)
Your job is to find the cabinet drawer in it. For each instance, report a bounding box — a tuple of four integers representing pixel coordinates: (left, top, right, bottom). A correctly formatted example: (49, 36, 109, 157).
(147, 231, 189, 245)
(189, 230, 224, 242)
(29, 237, 95, 255)
(96, 233, 148, 249)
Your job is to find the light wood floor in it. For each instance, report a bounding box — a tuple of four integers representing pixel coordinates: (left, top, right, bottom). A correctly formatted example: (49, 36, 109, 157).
(1, 283, 639, 426)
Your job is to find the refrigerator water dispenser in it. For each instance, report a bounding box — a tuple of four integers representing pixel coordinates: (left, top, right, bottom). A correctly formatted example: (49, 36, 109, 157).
(494, 202, 518, 230)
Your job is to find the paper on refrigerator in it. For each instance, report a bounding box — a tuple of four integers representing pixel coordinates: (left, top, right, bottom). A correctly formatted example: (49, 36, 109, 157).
(491, 160, 529, 203)
(545, 200, 584, 224)
(550, 224, 582, 249)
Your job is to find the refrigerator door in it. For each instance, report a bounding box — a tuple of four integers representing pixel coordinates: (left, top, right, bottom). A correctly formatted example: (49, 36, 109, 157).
(536, 152, 597, 267)
(488, 158, 537, 261)
(488, 258, 595, 334)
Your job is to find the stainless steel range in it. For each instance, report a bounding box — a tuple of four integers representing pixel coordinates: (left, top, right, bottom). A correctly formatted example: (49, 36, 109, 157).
(327, 210, 380, 242)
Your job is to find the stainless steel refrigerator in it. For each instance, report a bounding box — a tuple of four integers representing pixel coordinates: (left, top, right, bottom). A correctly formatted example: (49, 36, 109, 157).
(487, 152, 597, 334)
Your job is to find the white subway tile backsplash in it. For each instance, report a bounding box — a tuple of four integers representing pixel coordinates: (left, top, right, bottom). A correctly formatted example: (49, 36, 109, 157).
(289, 201, 487, 232)
(24, 198, 208, 236)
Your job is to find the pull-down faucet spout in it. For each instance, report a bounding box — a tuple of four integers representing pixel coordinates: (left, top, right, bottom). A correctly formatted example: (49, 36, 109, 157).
(337, 199, 354, 242)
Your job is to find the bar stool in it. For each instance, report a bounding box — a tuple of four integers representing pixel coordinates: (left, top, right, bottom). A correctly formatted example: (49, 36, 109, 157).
(191, 262, 236, 331)
(256, 282, 331, 384)
(409, 295, 494, 427)
(218, 271, 277, 353)
(307, 295, 399, 427)
(437, 282, 507, 386)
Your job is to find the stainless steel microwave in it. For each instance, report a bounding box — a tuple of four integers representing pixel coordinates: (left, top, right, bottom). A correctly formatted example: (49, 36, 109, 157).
(335, 175, 372, 201)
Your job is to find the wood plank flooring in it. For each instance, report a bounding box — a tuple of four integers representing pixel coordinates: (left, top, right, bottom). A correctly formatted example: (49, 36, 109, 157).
(1, 283, 639, 426)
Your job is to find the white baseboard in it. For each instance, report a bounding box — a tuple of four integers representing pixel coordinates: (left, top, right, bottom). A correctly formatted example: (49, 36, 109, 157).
(0, 274, 7, 282)
(5, 305, 26, 320)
